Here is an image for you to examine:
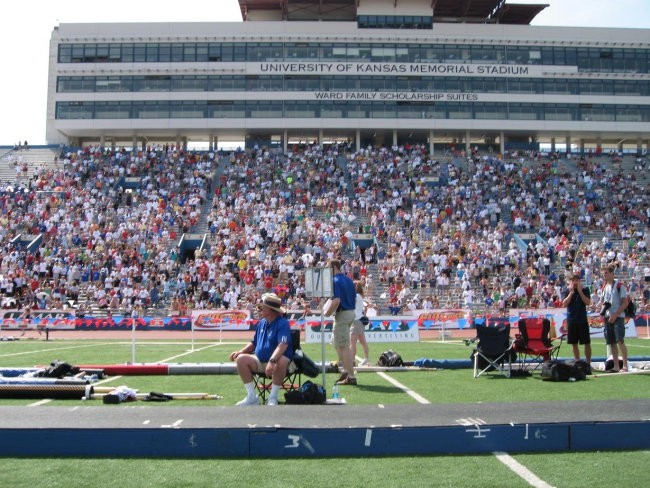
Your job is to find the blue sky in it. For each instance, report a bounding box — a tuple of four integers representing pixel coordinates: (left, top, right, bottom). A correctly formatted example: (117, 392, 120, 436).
(1, 0, 648, 146)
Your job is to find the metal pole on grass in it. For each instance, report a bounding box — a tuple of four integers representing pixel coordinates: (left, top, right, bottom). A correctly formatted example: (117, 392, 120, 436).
(305, 266, 333, 393)
(131, 317, 136, 363)
(320, 305, 327, 392)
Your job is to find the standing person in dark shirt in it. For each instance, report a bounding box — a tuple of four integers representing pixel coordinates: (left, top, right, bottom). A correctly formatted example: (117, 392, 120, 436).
(562, 271, 592, 364)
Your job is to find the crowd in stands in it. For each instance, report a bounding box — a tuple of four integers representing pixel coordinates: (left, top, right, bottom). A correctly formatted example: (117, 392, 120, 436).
(0, 140, 648, 320)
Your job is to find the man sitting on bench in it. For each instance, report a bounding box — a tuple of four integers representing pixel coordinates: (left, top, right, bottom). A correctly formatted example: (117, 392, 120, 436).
(229, 293, 294, 406)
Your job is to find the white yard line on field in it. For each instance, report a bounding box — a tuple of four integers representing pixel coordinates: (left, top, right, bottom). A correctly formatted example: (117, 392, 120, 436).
(0, 342, 118, 359)
(376, 367, 554, 488)
(494, 451, 555, 488)
(375, 371, 430, 404)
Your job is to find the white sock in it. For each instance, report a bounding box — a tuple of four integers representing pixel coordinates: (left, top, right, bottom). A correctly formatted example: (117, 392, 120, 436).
(270, 384, 281, 399)
(244, 382, 256, 397)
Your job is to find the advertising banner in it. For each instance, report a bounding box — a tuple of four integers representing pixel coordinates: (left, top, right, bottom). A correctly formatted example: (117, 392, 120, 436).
(192, 309, 252, 331)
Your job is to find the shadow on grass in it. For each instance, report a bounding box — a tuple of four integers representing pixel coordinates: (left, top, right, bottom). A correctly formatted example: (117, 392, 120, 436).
(353, 384, 406, 394)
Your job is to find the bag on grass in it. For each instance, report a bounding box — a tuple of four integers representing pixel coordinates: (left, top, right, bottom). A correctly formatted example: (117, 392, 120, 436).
(378, 350, 403, 367)
(284, 380, 326, 405)
(541, 360, 586, 381)
(38, 360, 79, 378)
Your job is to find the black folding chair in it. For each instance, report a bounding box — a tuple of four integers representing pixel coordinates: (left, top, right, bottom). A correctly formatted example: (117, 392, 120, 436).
(471, 323, 515, 378)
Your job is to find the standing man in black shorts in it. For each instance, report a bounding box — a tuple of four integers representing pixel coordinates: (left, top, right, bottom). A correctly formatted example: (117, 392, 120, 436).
(562, 271, 592, 364)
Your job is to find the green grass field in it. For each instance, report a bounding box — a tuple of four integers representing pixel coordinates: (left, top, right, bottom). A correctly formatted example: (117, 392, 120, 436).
(1, 336, 649, 487)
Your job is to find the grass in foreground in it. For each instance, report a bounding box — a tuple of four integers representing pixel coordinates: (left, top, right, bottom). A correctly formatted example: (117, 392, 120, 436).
(0, 451, 649, 488)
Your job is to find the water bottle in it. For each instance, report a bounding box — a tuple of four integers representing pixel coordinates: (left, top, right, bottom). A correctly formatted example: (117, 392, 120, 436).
(332, 384, 339, 399)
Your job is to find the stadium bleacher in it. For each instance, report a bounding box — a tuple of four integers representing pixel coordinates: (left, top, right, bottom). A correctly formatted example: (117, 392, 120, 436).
(0, 142, 647, 321)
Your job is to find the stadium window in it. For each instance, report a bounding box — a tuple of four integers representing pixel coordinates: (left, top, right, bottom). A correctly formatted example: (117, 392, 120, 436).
(510, 103, 539, 120)
(133, 43, 146, 63)
(95, 101, 130, 119)
(208, 43, 222, 62)
(397, 46, 412, 62)
(615, 105, 642, 122)
(71, 45, 85, 63)
(109, 44, 121, 62)
(564, 47, 577, 67)
(58, 44, 72, 63)
(183, 43, 197, 62)
(448, 104, 472, 119)
(171, 44, 184, 62)
(145, 44, 159, 62)
(233, 43, 246, 62)
(320, 44, 338, 60)
(321, 101, 345, 118)
(96, 44, 109, 62)
(83, 44, 96, 61)
(155, 43, 170, 62)
(121, 44, 134, 63)
(220, 43, 234, 62)
(56, 101, 93, 120)
(196, 43, 208, 62)
(541, 47, 555, 65)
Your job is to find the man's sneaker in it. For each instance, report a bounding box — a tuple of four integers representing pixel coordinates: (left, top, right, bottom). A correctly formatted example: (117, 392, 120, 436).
(336, 376, 357, 386)
(266, 396, 279, 406)
(335, 372, 348, 384)
(236, 395, 259, 406)
(359, 359, 369, 366)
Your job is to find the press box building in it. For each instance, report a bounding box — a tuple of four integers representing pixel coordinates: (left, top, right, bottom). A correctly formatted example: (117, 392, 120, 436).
(47, 0, 650, 154)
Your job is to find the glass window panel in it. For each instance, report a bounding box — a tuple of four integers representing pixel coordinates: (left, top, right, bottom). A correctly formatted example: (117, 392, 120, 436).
(448, 104, 472, 119)
(370, 102, 396, 118)
(56, 102, 93, 119)
(96, 44, 109, 61)
(121, 44, 133, 62)
(220, 43, 234, 62)
(59, 45, 72, 63)
(208, 43, 221, 62)
(510, 103, 540, 120)
(543, 104, 572, 121)
(95, 101, 130, 119)
(71, 45, 85, 62)
(284, 101, 317, 118)
(345, 101, 366, 118)
(84, 44, 97, 60)
(145, 44, 158, 62)
(196, 43, 208, 62)
(171, 44, 184, 62)
(183, 43, 197, 62)
(321, 101, 346, 118)
(132, 43, 146, 62)
(109, 44, 121, 62)
(170, 100, 204, 118)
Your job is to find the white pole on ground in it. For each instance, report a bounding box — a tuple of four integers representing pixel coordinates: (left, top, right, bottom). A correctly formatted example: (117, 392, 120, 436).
(320, 306, 327, 392)
(131, 317, 136, 363)
(190, 316, 195, 351)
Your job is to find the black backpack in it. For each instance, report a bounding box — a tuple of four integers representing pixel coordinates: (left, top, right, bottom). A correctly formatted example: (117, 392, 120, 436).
(378, 350, 403, 367)
(284, 381, 326, 405)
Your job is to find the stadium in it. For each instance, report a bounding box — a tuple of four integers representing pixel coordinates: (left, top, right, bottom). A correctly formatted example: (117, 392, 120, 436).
(0, 1, 649, 486)
(47, 0, 649, 154)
